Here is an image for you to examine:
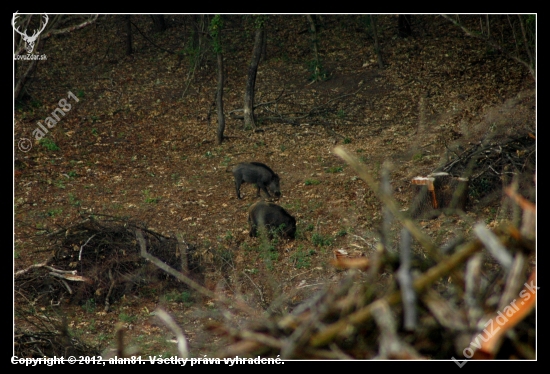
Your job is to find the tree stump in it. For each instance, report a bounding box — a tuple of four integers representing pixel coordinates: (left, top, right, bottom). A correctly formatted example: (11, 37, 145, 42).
(408, 172, 469, 219)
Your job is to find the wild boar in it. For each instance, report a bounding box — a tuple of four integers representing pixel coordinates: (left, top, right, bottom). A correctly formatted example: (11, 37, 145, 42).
(232, 162, 281, 200)
(248, 201, 296, 239)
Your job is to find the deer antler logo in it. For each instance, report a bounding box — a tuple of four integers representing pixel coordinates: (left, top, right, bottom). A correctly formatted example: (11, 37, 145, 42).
(12, 12, 49, 54)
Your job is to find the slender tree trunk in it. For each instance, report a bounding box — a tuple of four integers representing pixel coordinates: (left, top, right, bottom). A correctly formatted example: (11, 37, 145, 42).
(306, 15, 321, 81)
(370, 15, 384, 69)
(192, 15, 202, 51)
(260, 28, 267, 62)
(216, 51, 225, 145)
(150, 15, 166, 33)
(517, 15, 534, 69)
(398, 15, 412, 37)
(125, 15, 133, 56)
(14, 58, 39, 102)
(209, 15, 226, 144)
(243, 27, 264, 129)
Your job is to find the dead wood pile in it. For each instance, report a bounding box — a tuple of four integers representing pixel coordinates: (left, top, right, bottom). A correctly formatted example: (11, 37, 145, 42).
(14, 216, 202, 310)
(409, 134, 535, 219)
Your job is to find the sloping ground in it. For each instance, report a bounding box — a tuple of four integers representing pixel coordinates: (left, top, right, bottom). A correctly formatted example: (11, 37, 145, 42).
(14, 15, 535, 359)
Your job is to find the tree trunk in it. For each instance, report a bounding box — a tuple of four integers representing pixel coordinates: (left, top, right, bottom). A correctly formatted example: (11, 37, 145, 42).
(210, 15, 226, 145)
(14, 37, 47, 102)
(150, 15, 166, 33)
(14, 56, 39, 102)
(260, 28, 267, 62)
(125, 15, 133, 56)
(216, 51, 225, 145)
(243, 27, 264, 129)
(517, 15, 535, 70)
(370, 15, 384, 69)
(398, 15, 412, 37)
(192, 15, 203, 51)
(306, 15, 322, 81)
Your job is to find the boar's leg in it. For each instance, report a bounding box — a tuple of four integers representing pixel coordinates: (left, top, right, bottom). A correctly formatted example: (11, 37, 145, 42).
(248, 217, 257, 236)
(257, 183, 271, 198)
(235, 179, 243, 199)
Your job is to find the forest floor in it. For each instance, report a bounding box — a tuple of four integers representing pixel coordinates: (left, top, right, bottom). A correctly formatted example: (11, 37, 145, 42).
(13, 15, 536, 359)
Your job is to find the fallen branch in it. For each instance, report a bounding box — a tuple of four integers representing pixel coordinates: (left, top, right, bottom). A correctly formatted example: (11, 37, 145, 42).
(154, 308, 189, 359)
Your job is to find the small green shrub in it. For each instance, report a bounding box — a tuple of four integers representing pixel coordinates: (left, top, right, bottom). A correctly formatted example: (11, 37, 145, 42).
(259, 239, 279, 269)
(326, 166, 343, 173)
(68, 193, 81, 207)
(312, 232, 334, 247)
(119, 313, 137, 323)
(224, 230, 233, 242)
(82, 298, 96, 313)
(336, 229, 347, 237)
(221, 156, 231, 166)
(307, 59, 328, 82)
(305, 179, 321, 186)
(39, 138, 59, 151)
(291, 246, 316, 269)
(142, 189, 161, 204)
(164, 291, 194, 306)
(47, 208, 63, 217)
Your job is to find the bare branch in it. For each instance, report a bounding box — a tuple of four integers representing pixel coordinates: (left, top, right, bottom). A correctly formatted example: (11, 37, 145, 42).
(154, 308, 189, 358)
(473, 223, 513, 271)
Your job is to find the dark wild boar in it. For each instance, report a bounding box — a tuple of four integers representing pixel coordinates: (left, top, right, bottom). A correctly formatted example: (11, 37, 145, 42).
(248, 201, 296, 239)
(232, 162, 281, 199)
